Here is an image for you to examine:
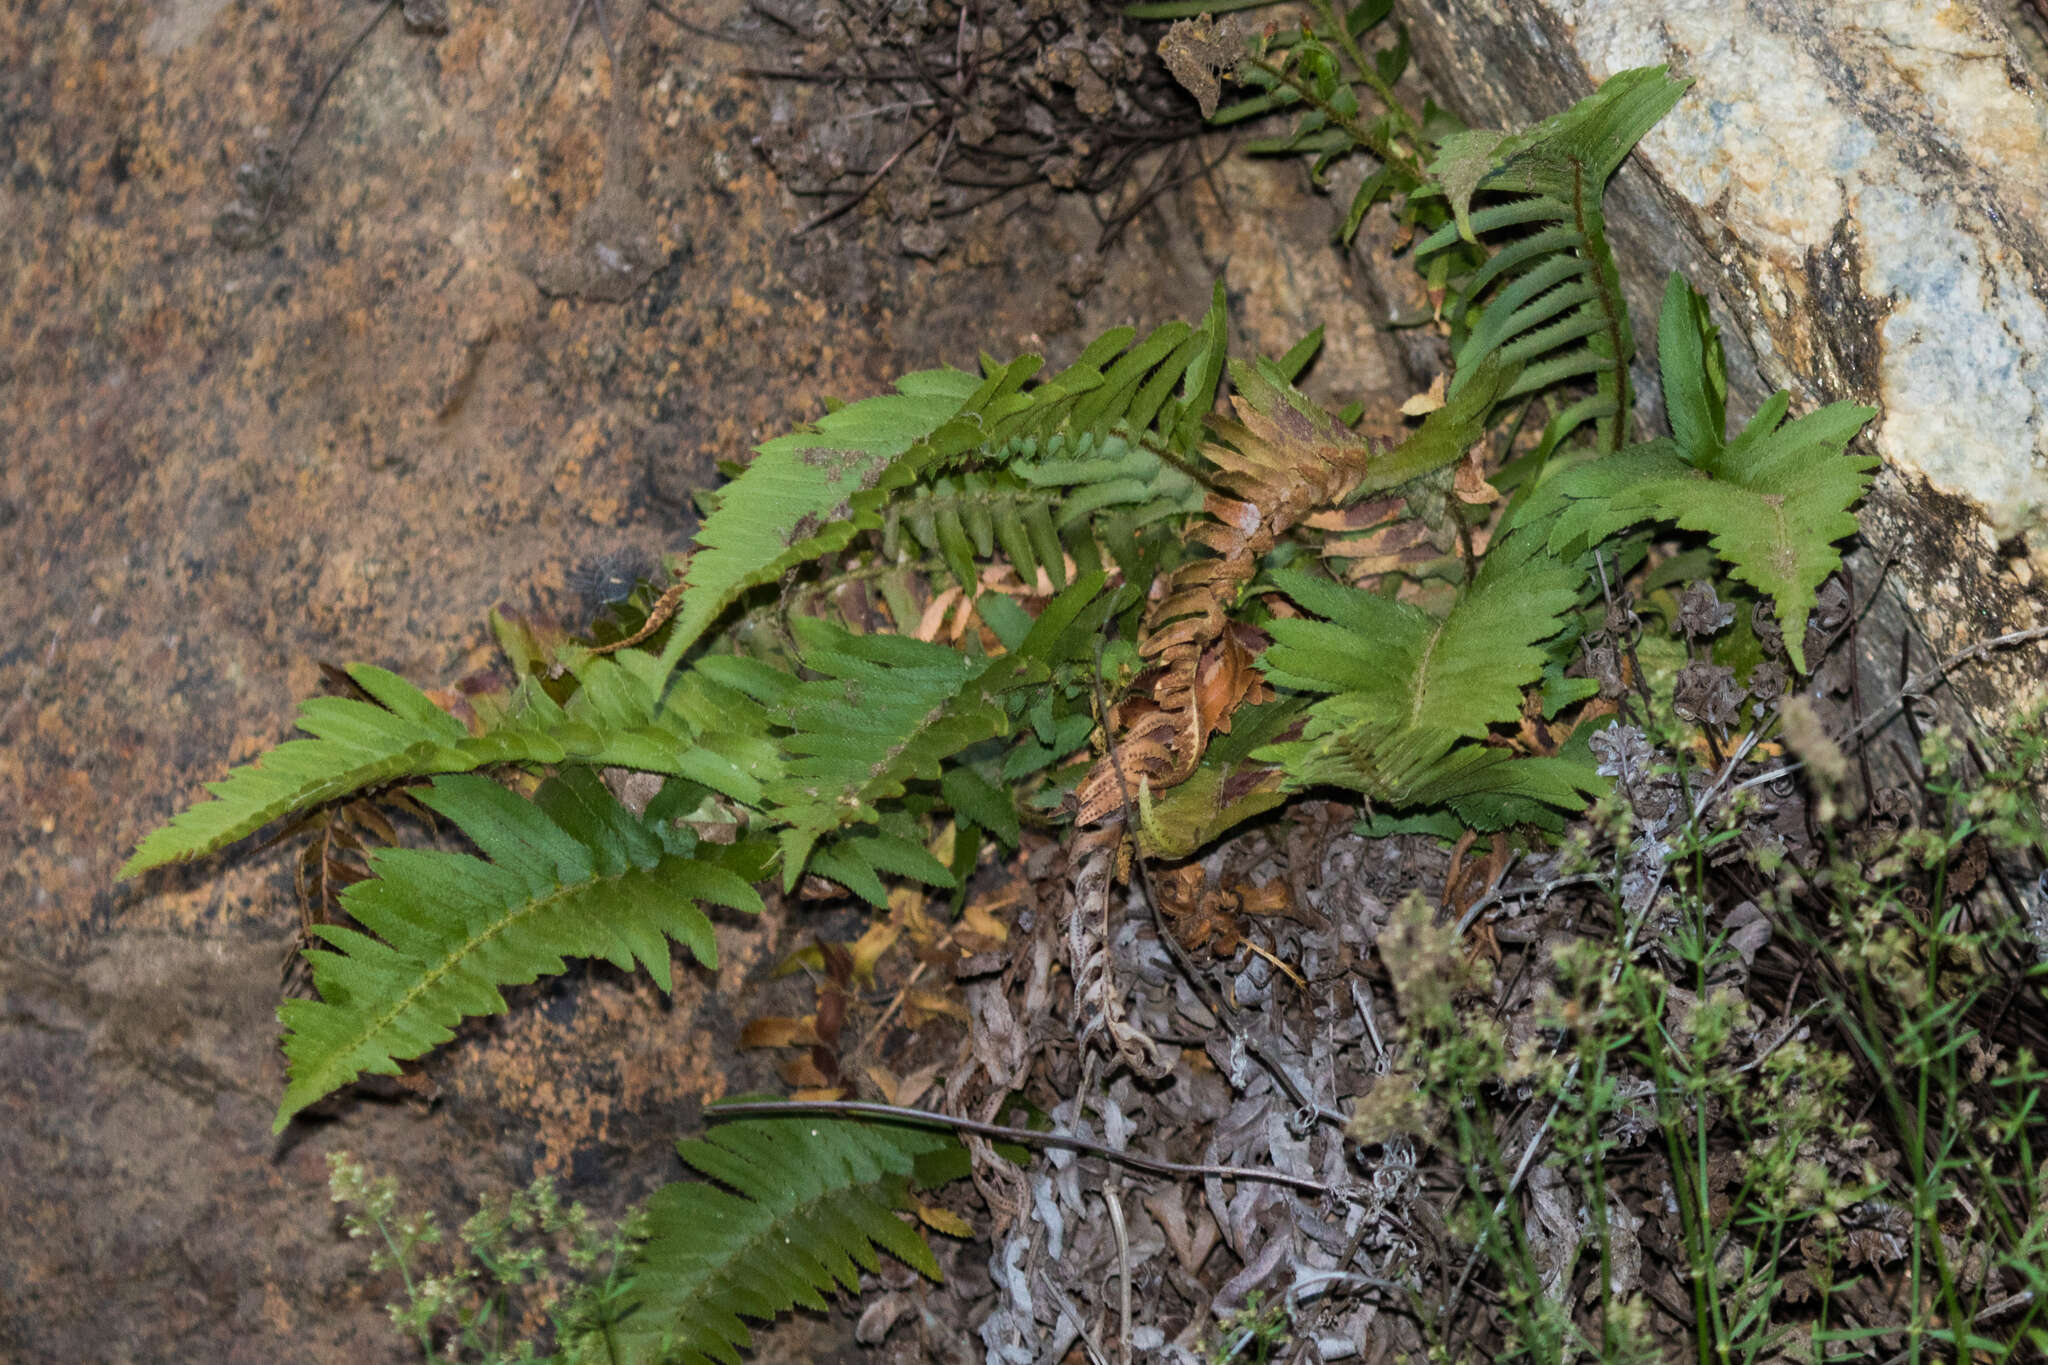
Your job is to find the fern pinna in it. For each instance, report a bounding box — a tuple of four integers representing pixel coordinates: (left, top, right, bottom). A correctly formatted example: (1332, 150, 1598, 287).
(122, 63, 1883, 1362)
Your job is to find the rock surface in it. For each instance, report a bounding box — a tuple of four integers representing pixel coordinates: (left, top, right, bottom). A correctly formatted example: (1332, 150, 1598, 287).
(1400, 0, 2048, 743)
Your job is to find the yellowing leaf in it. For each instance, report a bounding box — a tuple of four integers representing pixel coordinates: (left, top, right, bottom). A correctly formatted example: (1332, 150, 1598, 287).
(958, 898, 1010, 945)
(915, 1202, 974, 1238)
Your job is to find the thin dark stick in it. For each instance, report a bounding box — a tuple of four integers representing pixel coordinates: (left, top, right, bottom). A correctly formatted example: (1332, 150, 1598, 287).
(707, 1099, 1340, 1194)
(646, 0, 782, 49)
(248, 0, 398, 237)
(792, 120, 939, 234)
(1843, 561, 1878, 805)
(1730, 624, 2048, 796)
(536, 0, 594, 106)
(1853, 625, 2048, 743)
(744, 0, 806, 36)
(590, 0, 618, 76)
(738, 65, 920, 84)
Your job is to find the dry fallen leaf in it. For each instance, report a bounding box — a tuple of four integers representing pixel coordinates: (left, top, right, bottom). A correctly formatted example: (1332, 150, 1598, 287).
(1453, 447, 1501, 504)
(1400, 373, 1448, 416)
(738, 1016, 820, 1049)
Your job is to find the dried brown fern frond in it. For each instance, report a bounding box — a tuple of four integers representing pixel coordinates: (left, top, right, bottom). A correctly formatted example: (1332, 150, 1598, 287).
(1075, 357, 1514, 825)
(1076, 363, 1380, 823)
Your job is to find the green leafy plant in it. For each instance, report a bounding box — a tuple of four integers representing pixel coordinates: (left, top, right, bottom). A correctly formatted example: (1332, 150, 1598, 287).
(126, 51, 1906, 1362)
(1417, 65, 1691, 456)
(1256, 531, 1603, 827)
(276, 768, 767, 1129)
(618, 1112, 968, 1364)
(1530, 272, 1878, 672)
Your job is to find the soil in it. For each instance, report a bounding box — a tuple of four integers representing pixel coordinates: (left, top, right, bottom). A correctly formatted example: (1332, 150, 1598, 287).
(0, 0, 1415, 1357)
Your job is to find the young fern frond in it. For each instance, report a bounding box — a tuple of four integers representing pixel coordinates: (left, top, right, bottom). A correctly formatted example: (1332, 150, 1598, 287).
(614, 1111, 966, 1365)
(1525, 274, 1878, 672)
(120, 652, 746, 878)
(1256, 534, 1604, 827)
(1417, 65, 1692, 455)
(274, 769, 766, 1130)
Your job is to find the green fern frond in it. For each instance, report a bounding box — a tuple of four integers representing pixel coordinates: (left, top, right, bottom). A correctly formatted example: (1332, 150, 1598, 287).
(1278, 714, 1605, 830)
(978, 281, 1230, 458)
(1530, 274, 1878, 672)
(121, 664, 473, 878)
(656, 294, 1228, 679)
(1256, 535, 1601, 824)
(884, 432, 1204, 592)
(121, 651, 765, 878)
(759, 573, 1110, 898)
(1417, 66, 1692, 454)
(654, 366, 1005, 675)
(274, 769, 766, 1131)
(613, 1111, 965, 1365)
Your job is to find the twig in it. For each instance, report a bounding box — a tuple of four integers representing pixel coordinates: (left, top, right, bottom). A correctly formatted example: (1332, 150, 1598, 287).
(1441, 830, 1681, 1327)
(644, 0, 781, 49)
(1875, 1289, 2035, 1365)
(707, 1099, 1342, 1194)
(1846, 624, 2048, 744)
(1042, 1272, 1113, 1365)
(1731, 625, 2048, 795)
(536, 0, 595, 106)
(792, 121, 940, 235)
(1104, 1185, 1133, 1365)
(1454, 870, 1607, 937)
(1449, 848, 1520, 936)
(241, 0, 398, 239)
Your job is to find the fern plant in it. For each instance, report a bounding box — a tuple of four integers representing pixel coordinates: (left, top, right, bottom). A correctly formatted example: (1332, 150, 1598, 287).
(327, 1111, 971, 1365)
(123, 55, 1889, 1364)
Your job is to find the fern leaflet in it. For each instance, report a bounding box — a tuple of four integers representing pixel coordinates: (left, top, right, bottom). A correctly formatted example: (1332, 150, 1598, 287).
(1528, 273, 1878, 672)
(1256, 535, 1603, 825)
(121, 651, 765, 877)
(614, 1111, 965, 1365)
(274, 769, 766, 1131)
